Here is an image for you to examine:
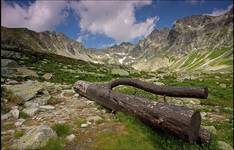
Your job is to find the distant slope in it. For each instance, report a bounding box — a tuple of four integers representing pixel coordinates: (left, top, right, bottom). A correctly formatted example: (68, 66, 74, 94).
(1, 26, 94, 62)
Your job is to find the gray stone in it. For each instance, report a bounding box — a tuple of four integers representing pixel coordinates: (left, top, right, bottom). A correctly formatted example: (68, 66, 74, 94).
(10, 108, 19, 119)
(24, 102, 40, 108)
(217, 141, 233, 150)
(1, 59, 19, 68)
(12, 124, 57, 149)
(87, 116, 103, 122)
(39, 105, 55, 111)
(16, 68, 39, 78)
(202, 126, 217, 135)
(15, 119, 25, 127)
(80, 124, 88, 128)
(66, 134, 76, 142)
(42, 73, 53, 80)
(5, 79, 19, 85)
(200, 112, 207, 120)
(31, 91, 51, 106)
(1, 112, 12, 121)
(154, 82, 164, 85)
(22, 107, 39, 116)
(2, 80, 43, 102)
(1, 67, 17, 76)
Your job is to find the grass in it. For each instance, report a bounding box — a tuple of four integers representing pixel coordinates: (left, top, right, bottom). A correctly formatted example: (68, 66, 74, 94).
(113, 86, 158, 101)
(160, 73, 233, 107)
(19, 111, 30, 119)
(208, 47, 231, 59)
(39, 138, 65, 150)
(14, 130, 25, 138)
(74, 117, 87, 128)
(51, 123, 71, 137)
(91, 112, 219, 150)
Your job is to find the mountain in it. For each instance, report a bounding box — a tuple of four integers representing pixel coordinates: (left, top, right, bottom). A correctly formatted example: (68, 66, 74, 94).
(1, 7, 233, 73)
(130, 8, 233, 72)
(1, 26, 94, 62)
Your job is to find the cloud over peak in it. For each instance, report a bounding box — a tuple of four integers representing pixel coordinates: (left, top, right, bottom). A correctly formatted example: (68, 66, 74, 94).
(1, 0, 157, 42)
(205, 4, 233, 16)
(72, 0, 157, 42)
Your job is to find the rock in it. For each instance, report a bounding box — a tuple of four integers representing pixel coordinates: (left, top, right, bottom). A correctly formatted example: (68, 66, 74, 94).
(111, 69, 129, 76)
(1, 59, 19, 68)
(2, 80, 43, 102)
(1, 129, 15, 135)
(16, 67, 39, 78)
(39, 105, 55, 111)
(202, 126, 217, 135)
(220, 83, 227, 88)
(1, 77, 4, 83)
(10, 108, 20, 119)
(31, 90, 51, 106)
(154, 82, 164, 85)
(42, 73, 53, 80)
(5, 79, 19, 85)
(24, 102, 40, 108)
(15, 119, 25, 127)
(66, 134, 76, 142)
(1, 67, 18, 77)
(12, 124, 57, 149)
(1, 112, 12, 121)
(217, 141, 233, 150)
(22, 106, 39, 117)
(87, 116, 103, 122)
(80, 124, 88, 128)
(200, 112, 207, 120)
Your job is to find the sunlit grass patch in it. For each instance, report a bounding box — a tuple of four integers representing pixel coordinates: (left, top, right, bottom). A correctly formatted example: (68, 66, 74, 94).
(51, 123, 71, 137)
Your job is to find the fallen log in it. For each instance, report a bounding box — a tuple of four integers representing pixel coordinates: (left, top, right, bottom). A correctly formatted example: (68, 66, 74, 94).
(73, 79, 210, 144)
(108, 78, 208, 99)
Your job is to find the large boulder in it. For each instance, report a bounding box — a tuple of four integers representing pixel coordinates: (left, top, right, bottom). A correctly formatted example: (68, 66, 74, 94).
(1, 59, 19, 68)
(12, 124, 57, 149)
(22, 106, 39, 117)
(16, 67, 39, 78)
(2, 80, 43, 102)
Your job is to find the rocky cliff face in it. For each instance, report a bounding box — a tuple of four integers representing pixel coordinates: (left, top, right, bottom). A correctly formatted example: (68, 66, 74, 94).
(1, 7, 233, 73)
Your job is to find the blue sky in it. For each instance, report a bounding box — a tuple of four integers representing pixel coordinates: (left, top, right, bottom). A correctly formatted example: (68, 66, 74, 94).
(1, 0, 233, 48)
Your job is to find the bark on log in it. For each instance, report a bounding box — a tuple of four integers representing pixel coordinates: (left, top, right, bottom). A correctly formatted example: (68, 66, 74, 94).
(74, 81, 204, 144)
(108, 78, 208, 99)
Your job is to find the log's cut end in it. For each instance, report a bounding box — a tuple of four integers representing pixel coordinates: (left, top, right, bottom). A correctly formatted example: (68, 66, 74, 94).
(73, 81, 91, 96)
(188, 110, 201, 143)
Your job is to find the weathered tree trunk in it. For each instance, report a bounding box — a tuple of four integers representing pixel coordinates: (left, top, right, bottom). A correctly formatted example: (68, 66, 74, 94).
(73, 78, 210, 144)
(108, 78, 208, 99)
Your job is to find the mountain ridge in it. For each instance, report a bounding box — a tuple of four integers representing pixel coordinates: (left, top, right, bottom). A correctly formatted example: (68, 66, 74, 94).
(1, 7, 233, 72)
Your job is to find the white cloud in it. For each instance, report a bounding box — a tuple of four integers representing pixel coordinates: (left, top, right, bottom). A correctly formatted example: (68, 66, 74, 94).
(185, 0, 205, 5)
(1, 1, 68, 31)
(71, 0, 158, 42)
(101, 42, 115, 48)
(205, 4, 233, 16)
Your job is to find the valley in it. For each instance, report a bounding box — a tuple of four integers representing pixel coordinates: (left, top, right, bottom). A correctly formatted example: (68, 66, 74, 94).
(1, 5, 233, 150)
